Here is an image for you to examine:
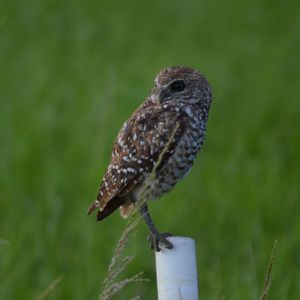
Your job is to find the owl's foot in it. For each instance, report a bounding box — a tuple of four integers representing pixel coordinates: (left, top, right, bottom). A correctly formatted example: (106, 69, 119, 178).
(148, 231, 173, 252)
(138, 205, 174, 251)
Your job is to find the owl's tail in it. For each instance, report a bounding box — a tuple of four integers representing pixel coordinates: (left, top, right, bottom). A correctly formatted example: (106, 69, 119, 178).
(87, 196, 125, 221)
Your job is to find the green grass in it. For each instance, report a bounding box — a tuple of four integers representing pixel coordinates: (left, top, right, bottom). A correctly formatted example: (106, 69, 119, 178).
(1, 0, 300, 299)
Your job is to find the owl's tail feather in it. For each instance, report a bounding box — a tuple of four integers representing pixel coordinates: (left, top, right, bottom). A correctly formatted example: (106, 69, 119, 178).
(96, 196, 126, 221)
(87, 196, 126, 221)
(87, 201, 99, 215)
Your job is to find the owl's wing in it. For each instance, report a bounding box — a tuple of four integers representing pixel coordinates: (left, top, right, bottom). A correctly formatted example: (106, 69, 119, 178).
(87, 101, 188, 220)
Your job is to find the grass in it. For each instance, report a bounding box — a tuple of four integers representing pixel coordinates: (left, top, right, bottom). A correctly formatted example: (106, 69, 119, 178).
(99, 217, 148, 300)
(260, 240, 278, 300)
(0, 0, 300, 299)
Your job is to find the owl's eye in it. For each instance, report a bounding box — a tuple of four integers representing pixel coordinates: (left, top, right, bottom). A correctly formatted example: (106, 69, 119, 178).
(170, 80, 186, 93)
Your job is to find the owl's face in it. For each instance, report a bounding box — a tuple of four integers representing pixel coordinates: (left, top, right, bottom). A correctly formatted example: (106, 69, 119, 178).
(150, 66, 212, 106)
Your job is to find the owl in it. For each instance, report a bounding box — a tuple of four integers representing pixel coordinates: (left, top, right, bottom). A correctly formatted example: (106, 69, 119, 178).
(88, 66, 212, 251)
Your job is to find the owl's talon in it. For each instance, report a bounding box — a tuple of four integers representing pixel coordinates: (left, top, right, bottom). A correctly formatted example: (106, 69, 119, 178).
(148, 232, 173, 251)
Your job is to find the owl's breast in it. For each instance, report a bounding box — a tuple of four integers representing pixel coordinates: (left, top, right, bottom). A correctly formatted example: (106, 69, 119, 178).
(133, 106, 206, 202)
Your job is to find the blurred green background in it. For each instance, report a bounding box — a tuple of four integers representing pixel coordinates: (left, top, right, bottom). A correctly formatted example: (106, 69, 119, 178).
(1, 0, 299, 299)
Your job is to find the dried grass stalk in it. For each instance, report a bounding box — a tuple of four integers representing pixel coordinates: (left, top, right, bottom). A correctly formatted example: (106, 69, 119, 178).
(134, 122, 180, 212)
(99, 218, 148, 300)
(35, 276, 62, 300)
(260, 240, 278, 300)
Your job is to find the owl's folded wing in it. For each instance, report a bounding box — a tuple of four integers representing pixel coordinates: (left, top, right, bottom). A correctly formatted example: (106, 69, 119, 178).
(87, 101, 188, 220)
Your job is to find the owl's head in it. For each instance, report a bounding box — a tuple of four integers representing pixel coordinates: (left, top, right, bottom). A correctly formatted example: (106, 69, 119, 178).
(151, 66, 212, 106)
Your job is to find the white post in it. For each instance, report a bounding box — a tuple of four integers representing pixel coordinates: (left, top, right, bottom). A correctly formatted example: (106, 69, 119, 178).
(155, 236, 199, 300)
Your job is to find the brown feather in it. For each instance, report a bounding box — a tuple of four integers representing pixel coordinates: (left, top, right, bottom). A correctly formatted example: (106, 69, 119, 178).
(96, 196, 125, 221)
(87, 201, 98, 215)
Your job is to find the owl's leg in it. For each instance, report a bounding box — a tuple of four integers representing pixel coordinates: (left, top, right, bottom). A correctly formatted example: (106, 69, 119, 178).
(138, 205, 173, 251)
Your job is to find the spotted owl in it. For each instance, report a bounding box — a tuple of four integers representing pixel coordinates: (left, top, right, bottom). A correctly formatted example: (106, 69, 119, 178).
(88, 66, 212, 251)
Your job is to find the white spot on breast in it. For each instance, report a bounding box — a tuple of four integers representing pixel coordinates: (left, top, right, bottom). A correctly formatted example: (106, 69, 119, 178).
(185, 106, 193, 117)
(192, 141, 198, 147)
